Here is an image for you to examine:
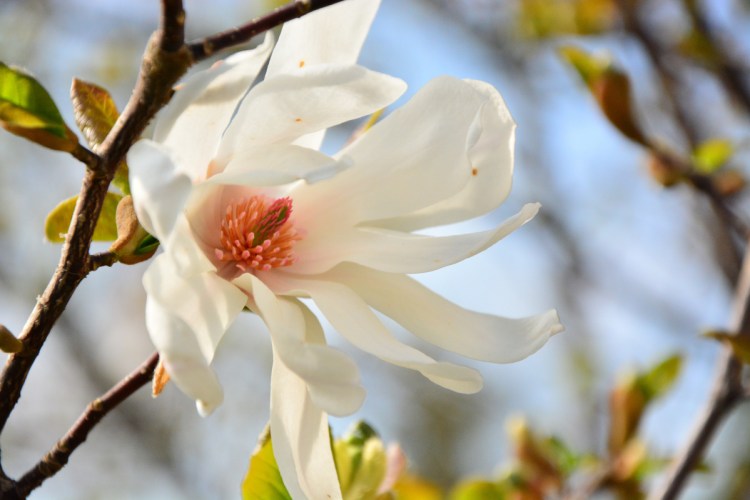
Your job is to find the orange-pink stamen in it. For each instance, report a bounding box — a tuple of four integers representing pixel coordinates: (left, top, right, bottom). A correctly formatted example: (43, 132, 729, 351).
(214, 196, 302, 272)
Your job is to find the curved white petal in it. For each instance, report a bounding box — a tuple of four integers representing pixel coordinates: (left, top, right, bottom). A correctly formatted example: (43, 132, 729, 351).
(263, 275, 483, 394)
(145, 296, 224, 416)
(267, 0, 379, 76)
(143, 254, 246, 414)
(270, 348, 342, 500)
(329, 264, 563, 363)
(287, 76, 512, 239)
(208, 144, 351, 187)
(292, 203, 539, 275)
(235, 274, 365, 416)
(217, 65, 405, 160)
(128, 140, 192, 242)
(377, 79, 517, 230)
(153, 34, 275, 180)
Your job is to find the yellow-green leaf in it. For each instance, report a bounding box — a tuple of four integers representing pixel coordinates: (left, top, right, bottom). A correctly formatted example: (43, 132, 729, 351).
(71, 79, 129, 194)
(559, 45, 610, 87)
(449, 479, 504, 500)
(0, 62, 77, 151)
(692, 138, 733, 174)
(241, 435, 292, 500)
(45, 192, 122, 243)
(637, 354, 682, 402)
(704, 330, 750, 365)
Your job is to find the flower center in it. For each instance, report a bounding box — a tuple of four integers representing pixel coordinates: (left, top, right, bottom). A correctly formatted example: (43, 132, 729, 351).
(214, 195, 302, 272)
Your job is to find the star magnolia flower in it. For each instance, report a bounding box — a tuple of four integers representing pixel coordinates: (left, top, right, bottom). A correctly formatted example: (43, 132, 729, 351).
(128, 0, 562, 497)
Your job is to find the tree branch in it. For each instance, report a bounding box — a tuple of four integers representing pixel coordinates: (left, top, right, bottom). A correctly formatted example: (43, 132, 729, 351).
(188, 0, 347, 61)
(0, 2, 346, 496)
(12, 353, 159, 498)
(648, 240, 750, 499)
(161, 0, 186, 53)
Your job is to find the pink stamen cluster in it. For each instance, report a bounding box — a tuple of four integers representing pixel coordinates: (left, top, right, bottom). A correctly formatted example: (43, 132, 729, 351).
(214, 195, 302, 272)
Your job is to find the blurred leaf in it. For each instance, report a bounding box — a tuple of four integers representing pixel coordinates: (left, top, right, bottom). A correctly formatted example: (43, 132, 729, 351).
(540, 436, 585, 476)
(704, 330, 750, 365)
(241, 434, 292, 500)
(44, 192, 122, 243)
(637, 354, 682, 402)
(71, 79, 129, 194)
(692, 138, 733, 174)
(711, 169, 746, 197)
(0, 62, 78, 151)
(393, 474, 443, 500)
(559, 45, 610, 86)
(450, 479, 504, 500)
(559, 47, 646, 144)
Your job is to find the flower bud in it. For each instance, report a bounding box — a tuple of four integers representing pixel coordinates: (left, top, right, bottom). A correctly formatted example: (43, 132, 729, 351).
(109, 195, 157, 264)
(648, 154, 683, 187)
(607, 373, 646, 455)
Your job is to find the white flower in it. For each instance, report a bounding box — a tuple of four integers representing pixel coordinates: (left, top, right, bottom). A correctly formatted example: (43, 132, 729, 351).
(128, 0, 563, 497)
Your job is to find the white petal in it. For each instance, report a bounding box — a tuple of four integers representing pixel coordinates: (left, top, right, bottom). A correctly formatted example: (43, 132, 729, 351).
(144, 253, 247, 368)
(207, 144, 351, 187)
(329, 264, 563, 363)
(270, 348, 343, 500)
(153, 35, 275, 180)
(267, 0, 379, 76)
(128, 140, 192, 242)
(287, 76, 512, 236)
(143, 254, 246, 416)
(263, 275, 483, 394)
(377, 79, 517, 230)
(291, 203, 539, 275)
(235, 274, 365, 416)
(217, 65, 405, 159)
(145, 296, 224, 416)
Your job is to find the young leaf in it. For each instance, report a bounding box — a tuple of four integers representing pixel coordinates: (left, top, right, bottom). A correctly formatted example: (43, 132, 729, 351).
(637, 354, 682, 402)
(692, 138, 733, 174)
(71, 79, 129, 194)
(0, 62, 78, 151)
(559, 47, 646, 144)
(704, 330, 750, 365)
(241, 435, 292, 500)
(45, 192, 122, 243)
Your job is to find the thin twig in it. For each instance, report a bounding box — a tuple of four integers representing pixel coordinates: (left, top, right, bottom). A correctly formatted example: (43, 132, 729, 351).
(686, 0, 750, 117)
(69, 144, 102, 172)
(86, 251, 119, 272)
(12, 353, 159, 498)
(648, 241, 750, 499)
(188, 0, 346, 61)
(616, 0, 702, 148)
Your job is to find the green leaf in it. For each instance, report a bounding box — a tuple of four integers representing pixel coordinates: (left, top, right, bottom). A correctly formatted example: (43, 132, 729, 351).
(637, 354, 682, 402)
(692, 138, 733, 174)
(0, 62, 77, 151)
(71, 79, 129, 194)
(45, 192, 122, 243)
(450, 479, 505, 500)
(241, 435, 292, 500)
(558, 45, 610, 87)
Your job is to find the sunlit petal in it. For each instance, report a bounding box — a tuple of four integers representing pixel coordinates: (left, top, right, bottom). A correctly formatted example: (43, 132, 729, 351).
(153, 34, 275, 180)
(329, 263, 563, 362)
(262, 274, 484, 394)
(128, 140, 192, 242)
(270, 348, 343, 500)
